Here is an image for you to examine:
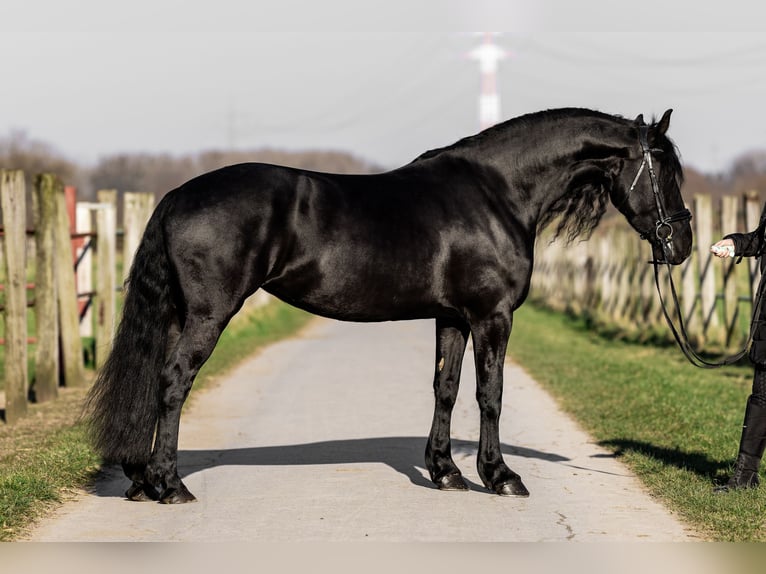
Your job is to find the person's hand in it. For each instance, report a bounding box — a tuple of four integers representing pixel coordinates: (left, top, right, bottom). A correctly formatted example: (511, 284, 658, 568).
(710, 238, 735, 258)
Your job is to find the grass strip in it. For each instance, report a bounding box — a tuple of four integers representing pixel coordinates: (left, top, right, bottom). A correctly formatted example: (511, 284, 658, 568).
(509, 304, 766, 541)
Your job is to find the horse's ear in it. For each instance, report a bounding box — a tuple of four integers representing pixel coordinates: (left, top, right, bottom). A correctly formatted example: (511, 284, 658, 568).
(634, 113, 645, 125)
(656, 109, 672, 135)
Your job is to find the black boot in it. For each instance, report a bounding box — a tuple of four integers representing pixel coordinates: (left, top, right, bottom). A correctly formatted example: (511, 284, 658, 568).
(715, 397, 766, 492)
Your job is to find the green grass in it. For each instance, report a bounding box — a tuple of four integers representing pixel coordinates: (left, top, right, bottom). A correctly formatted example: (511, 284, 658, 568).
(0, 421, 99, 539)
(0, 298, 312, 540)
(509, 303, 766, 541)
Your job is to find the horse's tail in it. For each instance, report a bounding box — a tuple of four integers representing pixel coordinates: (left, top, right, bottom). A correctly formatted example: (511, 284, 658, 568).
(85, 197, 175, 465)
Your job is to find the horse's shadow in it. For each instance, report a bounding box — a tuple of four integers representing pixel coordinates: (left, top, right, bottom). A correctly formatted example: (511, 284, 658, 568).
(91, 436, 570, 497)
(92, 436, 734, 498)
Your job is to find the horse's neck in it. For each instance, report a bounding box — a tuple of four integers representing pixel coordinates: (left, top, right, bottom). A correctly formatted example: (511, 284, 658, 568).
(478, 136, 595, 227)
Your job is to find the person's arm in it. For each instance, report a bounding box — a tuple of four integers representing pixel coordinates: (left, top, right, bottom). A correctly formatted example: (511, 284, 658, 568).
(722, 228, 763, 258)
(711, 230, 762, 259)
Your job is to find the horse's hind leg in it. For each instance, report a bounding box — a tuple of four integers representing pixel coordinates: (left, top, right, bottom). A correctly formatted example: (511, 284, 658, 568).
(124, 316, 180, 502)
(123, 462, 159, 502)
(146, 311, 234, 504)
(425, 317, 470, 491)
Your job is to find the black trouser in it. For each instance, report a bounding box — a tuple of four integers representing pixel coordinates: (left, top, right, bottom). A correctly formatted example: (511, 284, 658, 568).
(753, 367, 766, 407)
(727, 367, 766, 488)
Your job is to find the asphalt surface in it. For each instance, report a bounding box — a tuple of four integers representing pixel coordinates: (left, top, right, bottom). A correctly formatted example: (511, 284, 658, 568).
(28, 317, 695, 542)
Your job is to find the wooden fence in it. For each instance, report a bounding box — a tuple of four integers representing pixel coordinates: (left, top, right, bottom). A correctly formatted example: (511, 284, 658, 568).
(0, 169, 154, 424)
(531, 192, 763, 349)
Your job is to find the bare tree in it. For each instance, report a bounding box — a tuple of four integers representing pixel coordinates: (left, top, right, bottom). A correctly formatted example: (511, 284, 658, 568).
(0, 130, 85, 191)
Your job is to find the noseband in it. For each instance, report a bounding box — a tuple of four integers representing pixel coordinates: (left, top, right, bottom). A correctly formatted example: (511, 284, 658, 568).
(628, 123, 692, 248)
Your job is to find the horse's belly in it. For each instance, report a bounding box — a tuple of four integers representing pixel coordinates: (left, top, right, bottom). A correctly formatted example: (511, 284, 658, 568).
(262, 269, 446, 322)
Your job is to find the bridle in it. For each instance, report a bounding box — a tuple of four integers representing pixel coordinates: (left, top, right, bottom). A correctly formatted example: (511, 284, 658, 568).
(628, 121, 765, 368)
(629, 123, 692, 250)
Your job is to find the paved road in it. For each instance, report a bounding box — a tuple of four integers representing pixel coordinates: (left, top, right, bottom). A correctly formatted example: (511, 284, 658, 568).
(28, 318, 695, 541)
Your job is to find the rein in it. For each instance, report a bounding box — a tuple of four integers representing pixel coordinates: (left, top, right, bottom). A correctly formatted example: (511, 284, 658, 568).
(631, 123, 766, 368)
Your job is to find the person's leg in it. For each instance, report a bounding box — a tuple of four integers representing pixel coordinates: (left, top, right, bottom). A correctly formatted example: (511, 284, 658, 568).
(717, 368, 766, 491)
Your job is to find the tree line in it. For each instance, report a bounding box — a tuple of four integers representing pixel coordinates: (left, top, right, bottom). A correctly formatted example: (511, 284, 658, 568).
(0, 131, 381, 213)
(1, 129, 765, 209)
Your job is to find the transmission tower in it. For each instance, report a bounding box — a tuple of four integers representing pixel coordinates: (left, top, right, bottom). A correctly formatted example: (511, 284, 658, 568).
(468, 33, 507, 131)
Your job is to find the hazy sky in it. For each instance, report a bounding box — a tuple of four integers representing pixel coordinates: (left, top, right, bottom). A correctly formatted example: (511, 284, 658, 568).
(2, 1, 766, 174)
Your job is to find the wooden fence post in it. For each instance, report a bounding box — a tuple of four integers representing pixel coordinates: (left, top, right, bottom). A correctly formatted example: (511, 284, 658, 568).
(681, 244, 699, 337)
(1, 170, 28, 423)
(614, 231, 631, 324)
(598, 233, 611, 315)
(75, 205, 94, 337)
(694, 194, 719, 342)
(620, 231, 635, 323)
(95, 190, 117, 370)
(721, 195, 740, 346)
(122, 192, 155, 281)
(55, 184, 85, 387)
(33, 174, 60, 402)
(637, 236, 654, 327)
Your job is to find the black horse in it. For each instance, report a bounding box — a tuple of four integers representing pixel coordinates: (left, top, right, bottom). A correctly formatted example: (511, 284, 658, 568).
(86, 107, 692, 504)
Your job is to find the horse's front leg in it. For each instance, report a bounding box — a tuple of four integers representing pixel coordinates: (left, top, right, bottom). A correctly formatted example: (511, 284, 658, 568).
(471, 310, 530, 497)
(425, 317, 470, 490)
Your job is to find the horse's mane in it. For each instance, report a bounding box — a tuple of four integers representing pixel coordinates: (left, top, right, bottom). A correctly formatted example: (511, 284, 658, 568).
(538, 178, 611, 243)
(413, 108, 622, 163)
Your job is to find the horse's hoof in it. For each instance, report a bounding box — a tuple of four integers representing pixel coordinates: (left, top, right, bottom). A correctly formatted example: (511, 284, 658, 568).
(436, 473, 469, 491)
(494, 477, 530, 497)
(159, 485, 197, 504)
(125, 483, 160, 502)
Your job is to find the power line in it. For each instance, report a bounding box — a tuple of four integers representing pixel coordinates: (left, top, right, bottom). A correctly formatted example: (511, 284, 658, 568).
(230, 35, 454, 139)
(520, 36, 766, 69)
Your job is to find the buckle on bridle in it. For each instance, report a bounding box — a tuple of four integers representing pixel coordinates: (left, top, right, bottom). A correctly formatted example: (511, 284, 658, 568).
(646, 208, 693, 243)
(656, 220, 674, 241)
